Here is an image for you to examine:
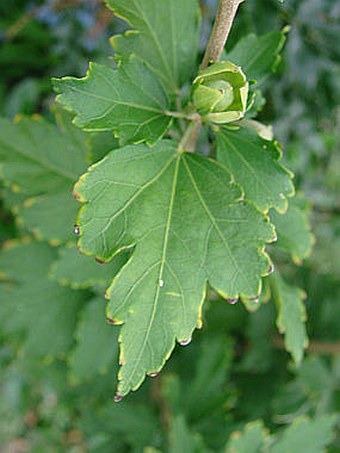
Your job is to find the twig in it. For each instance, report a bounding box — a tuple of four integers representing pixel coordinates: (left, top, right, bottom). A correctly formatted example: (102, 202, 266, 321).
(178, 120, 202, 151)
(150, 378, 171, 432)
(201, 0, 244, 70)
(179, 121, 202, 152)
(272, 336, 340, 355)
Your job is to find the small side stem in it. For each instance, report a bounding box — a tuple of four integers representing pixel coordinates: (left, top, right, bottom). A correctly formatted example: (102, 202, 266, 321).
(180, 121, 202, 152)
(201, 0, 244, 70)
(165, 111, 201, 121)
(178, 121, 199, 151)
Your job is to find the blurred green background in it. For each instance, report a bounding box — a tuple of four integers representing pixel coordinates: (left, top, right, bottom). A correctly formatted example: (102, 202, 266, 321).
(0, 0, 339, 451)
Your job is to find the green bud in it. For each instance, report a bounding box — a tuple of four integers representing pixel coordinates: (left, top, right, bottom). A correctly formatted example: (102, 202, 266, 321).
(192, 61, 249, 124)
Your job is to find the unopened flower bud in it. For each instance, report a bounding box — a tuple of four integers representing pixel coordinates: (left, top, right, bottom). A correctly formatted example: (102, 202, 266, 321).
(192, 61, 249, 124)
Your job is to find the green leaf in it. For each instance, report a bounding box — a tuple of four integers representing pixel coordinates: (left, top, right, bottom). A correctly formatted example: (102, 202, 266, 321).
(0, 116, 88, 244)
(271, 414, 338, 453)
(74, 140, 274, 396)
(271, 274, 308, 365)
(297, 356, 332, 396)
(242, 278, 271, 313)
(88, 131, 119, 164)
(0, 241, 86, 359)
(270, 195, 314, 264)
(169, 415, 205, 453)
(225, 29, 287, 85)
(239, 302, 274, 373)
(107, 0, 200, 93)
(216, 127, 294, 213)
(181, 336, 233, 420)
(80, 401, 160, 449)
(226, 415, 338, 453)
(226, 420, 268, 453)
(69, 297, 119, 382)
(53, 56, 171, 146)
(50, 243, 129, 291)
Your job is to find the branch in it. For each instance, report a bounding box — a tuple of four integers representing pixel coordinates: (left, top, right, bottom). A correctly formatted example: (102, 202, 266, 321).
(272, 336, 340, 355)
(201, 0, 244, 70)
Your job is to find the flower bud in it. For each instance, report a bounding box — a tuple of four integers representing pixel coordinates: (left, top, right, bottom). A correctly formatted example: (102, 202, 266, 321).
(192, 61, 249, 124)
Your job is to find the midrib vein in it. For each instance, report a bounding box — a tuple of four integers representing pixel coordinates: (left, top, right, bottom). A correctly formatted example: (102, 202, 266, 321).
(125, 156, 180, 388)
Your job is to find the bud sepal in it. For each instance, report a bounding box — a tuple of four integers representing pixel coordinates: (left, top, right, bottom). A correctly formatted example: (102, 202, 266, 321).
(192, 61, 249, 124)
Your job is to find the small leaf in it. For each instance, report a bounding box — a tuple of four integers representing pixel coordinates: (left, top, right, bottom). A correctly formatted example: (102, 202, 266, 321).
(69, 297, 119, 382)
(0, 241, 86, 359)
(271, 274, 308, 365)
(82, 401, 160, 449)
(178, 336, 234, 420)
(270, 195, 314, 264)
(50, 243, 129, 291)
(88, 131, 119, 164)
(107, 0, 200, 93)
(216, 127, 294, 212)
(271, 414, 338, 453)
(226, 420, 269, 453)
(74, 140, 275, 396)
(297, 356, 333, 396)
(225, 29, 287, 85)
(169, 414, 205, 453)
(0, 116, 88, 243)
(53, 56, 171, 145)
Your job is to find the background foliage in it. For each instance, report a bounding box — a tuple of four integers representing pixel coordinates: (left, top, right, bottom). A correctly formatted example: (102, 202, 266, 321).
(0, 0, 339, 451)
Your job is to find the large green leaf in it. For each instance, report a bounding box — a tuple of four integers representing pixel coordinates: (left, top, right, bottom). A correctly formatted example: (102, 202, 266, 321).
(270, 195, 314, 264)
(162, 336, 234, 450)
(53, 56, 171, 146)
(74, 140, 275, 396)
(0, 116, 88, 244)
(225, 421, 268, 453)
(216, 127, 294, 213)
(107, 0, 200, 93)
(271, 274, 308, 365)
(271, 414, 338, 453)
(169, 415, 205, 453)
(225, 29, 287, 85)
(0, 241, 86, 359)
(226, 415, 338, 453)
(180, 336, 233, 421)
(69, 297, 119, 382)
(80, 401, 160, 450)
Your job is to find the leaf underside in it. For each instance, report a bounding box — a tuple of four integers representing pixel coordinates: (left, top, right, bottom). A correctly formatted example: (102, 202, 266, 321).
(74, 140, 275, 396)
